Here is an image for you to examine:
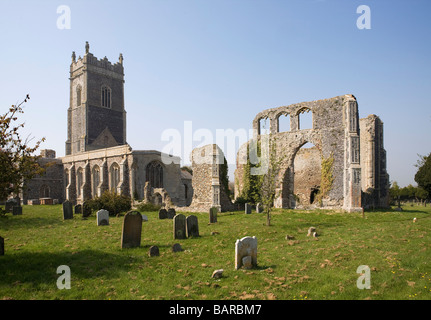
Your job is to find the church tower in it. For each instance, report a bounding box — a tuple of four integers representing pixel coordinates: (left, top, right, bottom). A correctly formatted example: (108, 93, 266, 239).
(65, 42, 126, 155)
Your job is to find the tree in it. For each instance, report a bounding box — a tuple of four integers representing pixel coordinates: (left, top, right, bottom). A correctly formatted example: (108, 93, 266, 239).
(0, 95, 45, 203)
(414, 153, 431, 199)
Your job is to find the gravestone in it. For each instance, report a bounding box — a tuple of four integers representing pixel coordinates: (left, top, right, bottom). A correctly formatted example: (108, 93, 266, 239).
(235, 236, 257, 270)
(121, 211, 143, 248)
(186, 215, 199, 238)
(307, 227, 316, 236)
(97, 209, 109, 226)
(256, 203, 263, 213)
(5, 198, 19, 213)
(245, 203, 252, 214)
(148, 245, 159, 257)
(172, 243, 183, 252)
(142, 214, 148, 222)
(167, 208, 176, 219)
(12, 206, 22, 215)
(0, 236, 4, 256)
(82, 201, 92, 218)
(74, 204, 82, 214)
(173, 214, 187, 239)
(209, 207, 218, 223)
(158, 209, 167, 219)
(62, 200, 73, 220)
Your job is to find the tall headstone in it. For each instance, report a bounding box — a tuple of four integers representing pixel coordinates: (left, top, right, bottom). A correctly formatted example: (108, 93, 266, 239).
(121, 211, 142, 248)
(12, 206, 22, 215)
(62, 200, 73, 220)
(167, 208, 176, 219)
(158, 208, 167, 219)
(256, 203, 263, 213)
(97, 209, 109, 226)
(186, 215, 199, 238)
(74, 204, 82, 214)
(209, 207, 218, 223)
(245, 203, 252, 214)
(235, 236, 257, 270)
(173, 214, 187, 239)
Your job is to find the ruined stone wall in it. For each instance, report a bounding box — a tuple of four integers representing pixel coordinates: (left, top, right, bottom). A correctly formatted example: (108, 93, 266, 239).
(360, 115, 390, 208)
(235, 94, 365, 212)
(186, 144, 234, 212)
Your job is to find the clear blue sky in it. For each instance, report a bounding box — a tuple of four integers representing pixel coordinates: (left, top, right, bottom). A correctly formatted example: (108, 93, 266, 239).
(1, 0, 430, 186)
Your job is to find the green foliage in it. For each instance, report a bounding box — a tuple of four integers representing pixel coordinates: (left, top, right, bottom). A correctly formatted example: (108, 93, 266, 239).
(136, 202, 161, 212)
(316, 153, 335, 203)
(85, 190, 131, 215)
(0, 95, 45, 201)
(240, 141, 263, 204)
(219, 156, 231, 199)
(414, 153, 431, 198)
(390, 181, 428, 202)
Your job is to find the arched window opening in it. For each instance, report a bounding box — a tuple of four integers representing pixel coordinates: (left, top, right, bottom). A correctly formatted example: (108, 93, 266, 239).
(110, 163, 120, 191)
(92, 165, 100, 197)
(298, 108, 313, 130)
(259, 117, 270, 135)
(77, 168, 84, 197)
(101, 86, 111, 108)
(277, 113, 290, 133)
(146, 161, 163, 188)
(40, 185, 50, 198)
(184, 184, 188, 199)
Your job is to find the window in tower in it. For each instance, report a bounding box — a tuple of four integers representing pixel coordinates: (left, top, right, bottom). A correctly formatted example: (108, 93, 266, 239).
(101, 86, 111, 108)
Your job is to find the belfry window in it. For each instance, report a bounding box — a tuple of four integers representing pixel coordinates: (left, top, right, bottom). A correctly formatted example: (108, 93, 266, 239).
(146, 161, 163, 188)
(101, 86, 111, 108)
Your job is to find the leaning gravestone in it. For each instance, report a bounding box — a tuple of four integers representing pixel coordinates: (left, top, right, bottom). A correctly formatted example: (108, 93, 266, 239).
(245, 203, 252, 214)
(62, 200, 73, 220)
(74, 204, 82, 214)
(173, 214, 187, 239)
(97, 209, 109, 226)
(167, 208, 176, 219)
(158, 208, 167, 219)
(121, 211, 143, 248)
(186, 215, 199, 238)
(12, 206, 22, 216)
(148, 245, 159, 257)
(209, 207, 218, 223)
(235, 236, 257, 270)
(0, 236, 4, 256)
(82, 201, 92, 218)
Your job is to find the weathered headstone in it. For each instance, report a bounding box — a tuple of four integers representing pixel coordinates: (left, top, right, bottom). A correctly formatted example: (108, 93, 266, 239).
(121, 211, 143, 248)
(82, 201, 92, 218)
(148, 245, 159, 257)
(5, 198, 19, 213)
(245, 203, 252, 214)
(97, 209, 109, 226)
(142, 214, 148, 222)
(12, 206, 22, 215)
(74, 204, 82, 214)
(186, 215, 199, 238)
(172, 243, 183, 252)
(158, 208, 167, 219)
(209, 207, 218, 223)
(173, 214, 187, 239)
(235, 236, 257, 270)
(307, 227, 316, 236)
(256, 203, 263, 213)
(211, 269, 224, 279)
(62, 200, 73, 220)
(0, 236, 4, 256)
(167, 208, 176, 219)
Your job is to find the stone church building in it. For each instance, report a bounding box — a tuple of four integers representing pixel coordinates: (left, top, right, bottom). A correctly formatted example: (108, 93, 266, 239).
(22, 43, 192, 206)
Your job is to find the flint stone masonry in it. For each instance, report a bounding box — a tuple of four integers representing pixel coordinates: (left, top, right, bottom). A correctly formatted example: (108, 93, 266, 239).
(235, 236, 257, 270)
(234, 94, 389, 212)
(121, 211, 142, 248)
(97, 209, 109, 226)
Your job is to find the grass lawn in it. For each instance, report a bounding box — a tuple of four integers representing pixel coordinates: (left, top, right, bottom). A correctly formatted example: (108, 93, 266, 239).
(0, 204, 430, 300)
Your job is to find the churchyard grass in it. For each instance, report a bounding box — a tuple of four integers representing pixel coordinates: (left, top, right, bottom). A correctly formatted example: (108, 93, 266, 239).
(0, 204, 430, 300)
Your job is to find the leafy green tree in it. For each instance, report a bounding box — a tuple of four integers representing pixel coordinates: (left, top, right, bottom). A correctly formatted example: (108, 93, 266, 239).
(415, 153, 431, 199)
(0, 95, 45, 203)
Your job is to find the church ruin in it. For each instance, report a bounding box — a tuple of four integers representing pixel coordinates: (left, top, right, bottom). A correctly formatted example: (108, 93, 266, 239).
(234, 94, 389, 211)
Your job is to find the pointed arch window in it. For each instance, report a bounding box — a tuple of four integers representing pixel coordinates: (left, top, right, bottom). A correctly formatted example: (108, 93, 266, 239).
(101, 85, 111, 108)
(146, 161, 163, 188)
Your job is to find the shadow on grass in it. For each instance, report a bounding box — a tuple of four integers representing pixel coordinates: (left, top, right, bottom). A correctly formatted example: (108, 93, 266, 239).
(0, 249, 135, 287)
